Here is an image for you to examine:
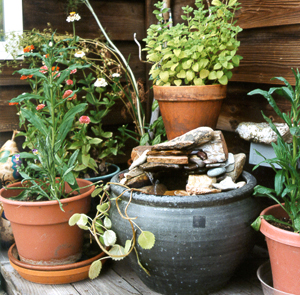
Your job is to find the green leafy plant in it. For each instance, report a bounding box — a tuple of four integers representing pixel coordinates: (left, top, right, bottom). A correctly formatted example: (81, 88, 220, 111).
(249, 69, 300, 233)
(143, 0, 242, 86)
(6, 33, 91, 204)
(69, 182, 155, 278)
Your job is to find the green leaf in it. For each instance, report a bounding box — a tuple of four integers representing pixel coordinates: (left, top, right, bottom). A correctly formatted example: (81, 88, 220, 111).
(174, 79, 182, 86)
(218, 75, 228, 85)
(104, 217, 112, 229)
(69, 213, 81, 226)
(174, 49, 181, 57)
(177, 70, 186, 79)
(251, 217, 261, 231)
(97, 202, 109, 213)
(109, 245, 126, 261)
(89, 260, 102, 280)
(200, 69, 209, 79)
(194, 77, 203, 85)
(103, 230, 117, 246)
(208, 71, 218, 80)
(124, 240, 132, 254)
(274, 170, 285, 195)
(211, 0, 222, 6)
(186, 70, 195, 81)
(77, 214, 89, 230)
(159, 71, 169, 83)
(138, 231, 155, 249)
(228, 0, 237, 6)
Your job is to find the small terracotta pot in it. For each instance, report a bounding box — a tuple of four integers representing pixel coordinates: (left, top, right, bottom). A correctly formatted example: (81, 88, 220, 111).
(260, 204, 300, 295)
(153, 85, 227, 140)
(0, 179, 94, 266)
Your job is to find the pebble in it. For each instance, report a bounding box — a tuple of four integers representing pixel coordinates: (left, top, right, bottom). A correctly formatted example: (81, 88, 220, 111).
(207, 167, 226, 177)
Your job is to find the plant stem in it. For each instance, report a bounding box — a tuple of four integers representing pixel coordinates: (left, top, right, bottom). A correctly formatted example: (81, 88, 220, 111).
(81, 0, 144, 136)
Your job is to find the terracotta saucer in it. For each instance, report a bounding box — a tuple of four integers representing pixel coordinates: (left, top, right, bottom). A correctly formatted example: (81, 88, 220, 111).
(8, 243, 107, 284)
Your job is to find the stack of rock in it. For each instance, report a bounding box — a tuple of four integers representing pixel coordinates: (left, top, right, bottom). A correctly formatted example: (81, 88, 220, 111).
(119, 127, 247, 196)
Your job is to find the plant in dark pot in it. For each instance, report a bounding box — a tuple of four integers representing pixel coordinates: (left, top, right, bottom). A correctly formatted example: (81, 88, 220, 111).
(249, 69, 300, 295)
(73, 125, 261, 295)
(0, 32, 96, 267)
(143, 0, 243, 139)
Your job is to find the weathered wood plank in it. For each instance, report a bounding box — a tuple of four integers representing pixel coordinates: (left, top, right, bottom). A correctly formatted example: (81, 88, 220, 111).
(23, 0, 145, 41)
(231, 25, 300, 85)
(1, 264, 80, 295)
(71, 264, 142, 295)
(237, 0, 300, 29)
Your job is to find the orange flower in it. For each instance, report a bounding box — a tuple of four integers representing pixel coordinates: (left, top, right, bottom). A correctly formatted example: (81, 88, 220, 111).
(20, 75, 33, 80)
(52, 66, 60, 71)
(36, 104, 45, 110)
(23, 45, 34, 53)
(9, 102, 19, 105)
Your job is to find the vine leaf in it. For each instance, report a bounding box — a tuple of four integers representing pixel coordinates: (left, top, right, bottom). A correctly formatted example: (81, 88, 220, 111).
(138, 231, 155, 249)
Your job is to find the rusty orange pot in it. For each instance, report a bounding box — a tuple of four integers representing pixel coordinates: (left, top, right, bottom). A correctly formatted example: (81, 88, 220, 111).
(260, 204, 300, 295)
(0, 179, 94, 266)
(153, 85, 227, 140)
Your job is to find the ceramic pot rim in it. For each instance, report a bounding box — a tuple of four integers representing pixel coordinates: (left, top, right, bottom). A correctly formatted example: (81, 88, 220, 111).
(260, 204, 300, 247)
(0, 178, 94, 207)
(110, 170, 256, 208)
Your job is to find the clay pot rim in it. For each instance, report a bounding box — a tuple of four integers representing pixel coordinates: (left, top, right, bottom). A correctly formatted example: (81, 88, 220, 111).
(0, 178, 94, 207)
(8, 243, 106, 271)
(111, 170, 256, 208)
(260, 204, 300, 247)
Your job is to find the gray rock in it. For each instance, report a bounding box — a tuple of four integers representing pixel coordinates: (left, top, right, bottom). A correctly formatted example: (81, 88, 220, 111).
(207, 167, 226, 177)
(225, 153, 246, 182)
(153, 127, 214, 151)
(236, 122, 292, 144)
(140, 162, 182, 172)
(212, 176, 240, 191)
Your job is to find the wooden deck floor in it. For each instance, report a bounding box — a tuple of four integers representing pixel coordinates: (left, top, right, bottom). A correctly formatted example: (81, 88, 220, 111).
(0, 245, 267, 295)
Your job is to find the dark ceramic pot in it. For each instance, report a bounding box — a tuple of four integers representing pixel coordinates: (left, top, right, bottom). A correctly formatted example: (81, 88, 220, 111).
(109, 170, 260, 295)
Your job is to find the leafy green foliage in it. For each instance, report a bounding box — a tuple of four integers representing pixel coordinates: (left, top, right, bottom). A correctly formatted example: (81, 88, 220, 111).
(69, 182, 156, 280)
(143, 0, 242, 86)
(248, 69, 300, 233)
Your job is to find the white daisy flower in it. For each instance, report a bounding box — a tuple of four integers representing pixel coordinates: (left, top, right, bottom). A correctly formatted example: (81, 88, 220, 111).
(112, 73, 120, 78)
(94, 78, 108, 87)
(74, 51, 85, 58)
(66, 12, 81, 22)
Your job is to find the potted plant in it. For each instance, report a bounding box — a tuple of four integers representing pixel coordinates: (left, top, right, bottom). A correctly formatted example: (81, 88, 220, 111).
(249, 69, 300, 295)
(143, 0, 243, 139)
(5, 22, 129, 182)
(0, 32, 96, 267)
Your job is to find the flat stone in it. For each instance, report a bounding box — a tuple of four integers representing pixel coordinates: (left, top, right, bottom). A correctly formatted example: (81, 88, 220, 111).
(207, 167, 226, 177)
(196, 131, 228, 164)
(189, 155, 205, 167)
(164, 190, 191, 196)
(147, 155, 189, 165)
(124, 172, 151, 188)
(225, 153, 235, 172)
(137, 184, 168, 195)
(129, 149, 150, 170)
(236, 122, 292, 144)
(123, 167, 144, 180)
(212, 176, 240, 191)
(147, 150, 190, 156)
(152, 127, 214, 151)
(183, 163, 199, 171)
(140, 162, 182, 172)
(186, 174, 219, 194)
(225, 153, 246, 182)
(131, 145, 153, 162)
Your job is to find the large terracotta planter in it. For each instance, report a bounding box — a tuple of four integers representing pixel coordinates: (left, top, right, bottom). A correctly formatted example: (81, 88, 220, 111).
(260, 204, 300, 295)
(0, 179, 94, 266)
(153, 85, 227, 140)
(109, 170, 260, 295)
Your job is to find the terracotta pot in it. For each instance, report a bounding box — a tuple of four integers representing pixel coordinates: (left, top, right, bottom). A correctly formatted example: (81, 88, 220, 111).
(260, 204, 300, 295)
(8, 243, 107, 284)
(0, 179, 94, 266)
(153, 85, 227, 140)
(110, 170, 260, 295)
